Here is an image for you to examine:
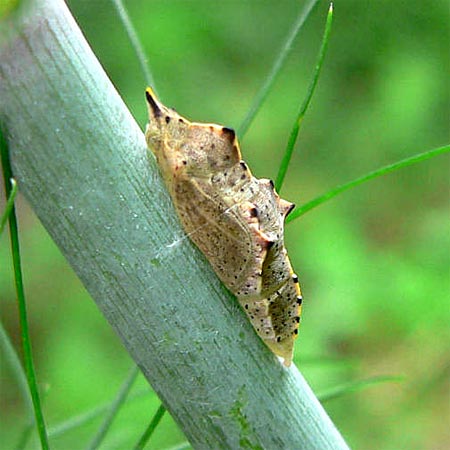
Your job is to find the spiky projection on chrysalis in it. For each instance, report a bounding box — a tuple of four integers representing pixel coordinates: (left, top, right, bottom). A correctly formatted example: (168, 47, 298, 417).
(145, 87, 302, 366)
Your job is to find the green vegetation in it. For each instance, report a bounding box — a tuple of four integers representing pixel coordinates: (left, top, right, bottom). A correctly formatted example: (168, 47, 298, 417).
(1, 0, 448, 449)
(1, 131, 49, 449)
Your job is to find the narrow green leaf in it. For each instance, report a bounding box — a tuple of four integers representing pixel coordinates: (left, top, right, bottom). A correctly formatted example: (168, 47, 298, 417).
(164, 443, 192, 450)
(0, 128, 49, 450)
(134, 403, 167, 450)
(0, 177, 17, 235)
(298, 354, 357, 368)
(276, 3, 333, 193)
(15, 421, 35, 450)
(86, 365, 140, 450)
(15, 388, 51, 450)
(287, 144, 450, 223)
(237, 0, 320, 138)
(110, 0, 156, 90)
(318, 375, 404, 403)
(0, 319, 35, 450)
(48, 387, 151, 437)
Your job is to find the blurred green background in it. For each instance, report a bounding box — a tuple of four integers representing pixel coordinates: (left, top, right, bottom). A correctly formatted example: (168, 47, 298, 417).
(1, 0, 449, 449)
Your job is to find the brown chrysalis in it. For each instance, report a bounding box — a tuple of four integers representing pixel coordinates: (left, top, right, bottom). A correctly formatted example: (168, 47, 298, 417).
(145, 88, 302, 366)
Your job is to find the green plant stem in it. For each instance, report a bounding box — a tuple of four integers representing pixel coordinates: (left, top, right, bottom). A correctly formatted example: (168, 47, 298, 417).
(164, 443, 192, 450)
(108, 2, 166, 440)
(15, 421, 35, 450)
(48, 387, 151, 437)
(87, 365, 140, 450)
(0, 318, 36, 450)
(0, 2, 350, 446)
(237, 0, 320, 138)
(276, 3, 333, 193)
(0, 319, 34, 415)
(318, 375, 404, 403)
(287, 144, 450, 223)
(0, 177, 17, 234)
(134, 403, 167, 450)
(0, 130, 49, 450)
(110, 0, 156, 89)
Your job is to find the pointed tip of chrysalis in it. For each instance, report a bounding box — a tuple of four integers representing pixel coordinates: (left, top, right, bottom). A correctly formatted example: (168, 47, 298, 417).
(145, 87, 162, 117)
(145, 86, 155, 101)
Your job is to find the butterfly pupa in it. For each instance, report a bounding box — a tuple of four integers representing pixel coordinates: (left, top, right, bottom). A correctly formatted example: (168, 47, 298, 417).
(145, 87, 302, 366)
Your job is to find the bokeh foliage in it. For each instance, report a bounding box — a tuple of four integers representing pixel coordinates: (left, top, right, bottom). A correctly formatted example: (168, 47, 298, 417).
(1, 0, 449, 449)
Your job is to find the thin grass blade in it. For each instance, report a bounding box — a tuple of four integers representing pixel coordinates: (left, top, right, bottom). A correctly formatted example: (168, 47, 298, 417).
(318, 375, 404, 403)
(164, 443, 192, 450)
(298, 354, 357, 368)
(134, 403, 167, 450)
(86, 365, 140, 450)
(0, 128, 49, 449)
(110, 0, 156, 90)
(287, 144, 450, 223)
(0, 177, 17, 234)
(237, 0, 320, 138)
(0, 320, 35, 450)
(276, 3, 333, 192)
(48, 387, 150, 437)
(15, 421, 35, 450)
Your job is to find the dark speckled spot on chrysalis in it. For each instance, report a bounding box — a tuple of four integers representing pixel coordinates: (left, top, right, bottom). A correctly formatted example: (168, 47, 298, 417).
(144, 87, 302, 366)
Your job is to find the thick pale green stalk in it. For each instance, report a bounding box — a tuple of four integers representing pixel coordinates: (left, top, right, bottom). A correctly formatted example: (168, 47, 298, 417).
(0, 1, 348, 448)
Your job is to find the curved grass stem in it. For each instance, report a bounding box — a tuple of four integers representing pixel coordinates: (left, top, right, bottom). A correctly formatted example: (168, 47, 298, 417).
(0, 129, 49, 449)
(276, 3, 333, 193)
(87, 365, 140, 450)
(134, 403, 167, 450)
(237, 0, 320, 138)
(48, 387, 152, 437)
(287, 144, 450, 223)
(0, 177, 17, 234)
(318, 375, 404, 403)
(0, 319, 36, 450)
(110, 0, 156, 90)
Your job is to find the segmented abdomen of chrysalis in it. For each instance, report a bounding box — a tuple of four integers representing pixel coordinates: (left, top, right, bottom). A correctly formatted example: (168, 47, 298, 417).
(145, 87, 302, 366)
